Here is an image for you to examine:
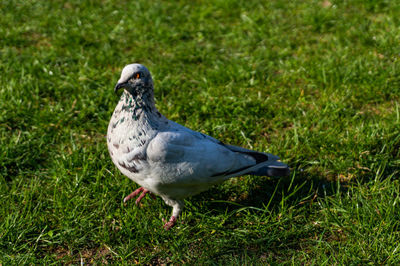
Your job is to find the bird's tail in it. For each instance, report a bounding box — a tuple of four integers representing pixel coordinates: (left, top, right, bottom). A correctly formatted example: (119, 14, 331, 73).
(221, 144, 290, 177)
(248, 160, 290, 177)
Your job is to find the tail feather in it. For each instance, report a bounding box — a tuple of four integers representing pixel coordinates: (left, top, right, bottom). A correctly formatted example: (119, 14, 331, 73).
(249, 161, 290, 177)
(220, 143, 290, 177)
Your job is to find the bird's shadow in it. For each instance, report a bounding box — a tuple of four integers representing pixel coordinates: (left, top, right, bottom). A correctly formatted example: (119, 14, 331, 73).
(192, 169, 336, 216)
(184, 163, 398, 261)
(181, 169, 342, 260)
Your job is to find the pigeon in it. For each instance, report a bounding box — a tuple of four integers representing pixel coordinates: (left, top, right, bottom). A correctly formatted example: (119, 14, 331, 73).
(107, 64, 290, 230)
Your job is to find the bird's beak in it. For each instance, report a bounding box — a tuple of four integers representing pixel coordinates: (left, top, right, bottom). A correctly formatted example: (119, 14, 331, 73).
(114, 82, 126, 93)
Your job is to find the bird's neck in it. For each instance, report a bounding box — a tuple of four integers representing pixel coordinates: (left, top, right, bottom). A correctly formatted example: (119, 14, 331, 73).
(118, 90, 159, 122)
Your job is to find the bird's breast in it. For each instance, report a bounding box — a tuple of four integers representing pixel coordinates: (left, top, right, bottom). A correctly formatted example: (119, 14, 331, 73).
(107, 107, 158, 182)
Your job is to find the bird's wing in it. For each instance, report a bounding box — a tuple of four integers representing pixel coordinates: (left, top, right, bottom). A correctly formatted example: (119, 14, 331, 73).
(167, 121, 279, 160)
(166, 120, 280, 164)
(146, 125, 271, 186)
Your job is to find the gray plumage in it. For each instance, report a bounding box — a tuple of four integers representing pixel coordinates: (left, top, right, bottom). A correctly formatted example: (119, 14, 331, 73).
(107, 64, 290, 229)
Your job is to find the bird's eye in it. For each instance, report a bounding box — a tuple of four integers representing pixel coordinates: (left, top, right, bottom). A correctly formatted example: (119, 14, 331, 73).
(135, 73, 140, 79)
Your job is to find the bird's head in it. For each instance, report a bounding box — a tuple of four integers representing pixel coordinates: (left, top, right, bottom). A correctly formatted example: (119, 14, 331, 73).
(114, 64, 153, 96)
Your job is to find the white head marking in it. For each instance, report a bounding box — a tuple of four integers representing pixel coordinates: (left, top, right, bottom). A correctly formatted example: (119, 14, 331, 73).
(118, 64, 151, 84)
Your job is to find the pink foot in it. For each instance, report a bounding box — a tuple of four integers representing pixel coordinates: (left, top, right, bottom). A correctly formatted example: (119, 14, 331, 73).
(163, 216, 177, 230)
(123, 187, 156, 205)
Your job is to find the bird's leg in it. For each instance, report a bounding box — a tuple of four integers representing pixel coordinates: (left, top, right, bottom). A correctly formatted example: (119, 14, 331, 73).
(163, 200, 184, 230)
(123, 187, 156, 204)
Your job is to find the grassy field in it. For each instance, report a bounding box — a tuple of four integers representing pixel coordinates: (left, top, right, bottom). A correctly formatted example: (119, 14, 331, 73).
(1, 0, 400, 264)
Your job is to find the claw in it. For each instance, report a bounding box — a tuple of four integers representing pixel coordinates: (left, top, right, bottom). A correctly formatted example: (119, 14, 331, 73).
(123, 187, 155, 204)
(163, 216, 177, 230)
(135, 189, 150, 205)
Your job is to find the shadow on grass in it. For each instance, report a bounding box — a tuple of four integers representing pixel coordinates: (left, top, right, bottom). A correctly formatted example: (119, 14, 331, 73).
(197, 157, 399, 214)
(178, 171, 330, 258)
(196, 169, 333, 214)
(184, 161, 399, 262)
(184, 164, 395, 261)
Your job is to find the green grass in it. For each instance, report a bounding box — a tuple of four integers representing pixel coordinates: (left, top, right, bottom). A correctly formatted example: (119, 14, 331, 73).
(1, 0, 400, 264)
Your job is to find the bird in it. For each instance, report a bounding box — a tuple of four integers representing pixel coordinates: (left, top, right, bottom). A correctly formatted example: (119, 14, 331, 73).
(107, 64, 290, 230)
